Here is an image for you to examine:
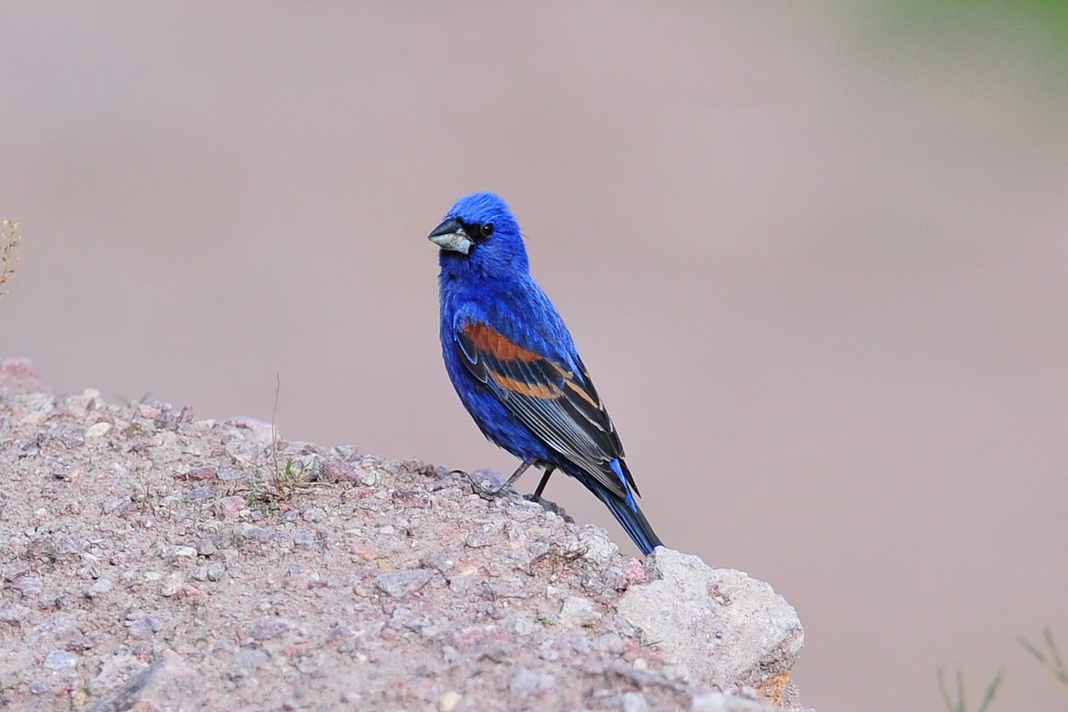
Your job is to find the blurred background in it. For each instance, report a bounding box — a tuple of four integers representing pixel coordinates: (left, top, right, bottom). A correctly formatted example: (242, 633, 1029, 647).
(2, 3, 1067, 709)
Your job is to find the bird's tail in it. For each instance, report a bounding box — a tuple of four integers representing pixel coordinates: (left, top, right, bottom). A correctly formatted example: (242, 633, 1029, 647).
(591, 482, 663, 556)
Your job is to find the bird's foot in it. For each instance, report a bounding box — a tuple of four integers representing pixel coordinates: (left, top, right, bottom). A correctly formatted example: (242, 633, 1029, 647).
(451, 469, 513, 501)
(521, 493, 572, 522)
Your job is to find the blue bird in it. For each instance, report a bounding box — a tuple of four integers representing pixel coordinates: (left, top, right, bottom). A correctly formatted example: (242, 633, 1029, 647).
(428, 192, 663, 555)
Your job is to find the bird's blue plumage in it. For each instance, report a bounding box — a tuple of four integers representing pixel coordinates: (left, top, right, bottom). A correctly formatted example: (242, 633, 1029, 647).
(429, 192, 663, 555)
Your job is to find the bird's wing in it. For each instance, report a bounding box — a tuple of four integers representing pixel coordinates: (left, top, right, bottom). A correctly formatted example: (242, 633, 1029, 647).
(454, 319, 639, 500)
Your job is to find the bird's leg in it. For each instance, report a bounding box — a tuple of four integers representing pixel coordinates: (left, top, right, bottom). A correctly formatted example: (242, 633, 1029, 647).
(523, 466, 568, 518)
(531, 466, 555, 501)
(466, 459, 535, 500)
(500, 459, 535, 491)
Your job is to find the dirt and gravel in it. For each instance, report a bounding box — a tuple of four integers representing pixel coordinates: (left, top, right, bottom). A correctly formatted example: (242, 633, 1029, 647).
(0, 358, 808, 712)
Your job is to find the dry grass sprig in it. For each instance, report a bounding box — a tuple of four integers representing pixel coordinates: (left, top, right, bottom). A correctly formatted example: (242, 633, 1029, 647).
(0, 219, 20, 297)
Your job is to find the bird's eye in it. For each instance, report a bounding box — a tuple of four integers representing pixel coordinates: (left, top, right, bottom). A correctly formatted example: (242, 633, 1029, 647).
(479, 222, 495, 239)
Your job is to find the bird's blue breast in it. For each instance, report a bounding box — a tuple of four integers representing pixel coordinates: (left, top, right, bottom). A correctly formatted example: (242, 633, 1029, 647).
(437, 257, 575, 463)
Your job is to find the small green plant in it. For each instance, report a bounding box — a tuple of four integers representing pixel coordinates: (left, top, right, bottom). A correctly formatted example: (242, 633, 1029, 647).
(1, 219, 20, 297)
(239, 450, 312, 511)
(1020, 628, 1068, 704)
(262, 374, 308, 503)
(938, 668, 1003, 712)
(235, 375, 321, 511)
(271, 458, 308, 501)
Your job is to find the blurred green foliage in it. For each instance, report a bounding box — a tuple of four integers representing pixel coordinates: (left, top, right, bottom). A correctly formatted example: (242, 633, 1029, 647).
(856, 0, 1068, 71)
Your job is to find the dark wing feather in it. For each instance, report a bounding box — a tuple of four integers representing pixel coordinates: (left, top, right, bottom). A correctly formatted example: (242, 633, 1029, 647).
(455, 321, 639, 500)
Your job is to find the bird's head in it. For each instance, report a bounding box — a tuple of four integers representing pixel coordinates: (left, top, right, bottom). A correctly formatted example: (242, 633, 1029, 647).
(428, 192, 529, 277)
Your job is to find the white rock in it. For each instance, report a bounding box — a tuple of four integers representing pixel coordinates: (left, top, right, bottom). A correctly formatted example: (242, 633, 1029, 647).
(558, 595, 601, 627)
(86, 422, 112, 438)
(618, 549, 803, 689)
(690, 690, 784, 712)
(437, 691, 462, 712)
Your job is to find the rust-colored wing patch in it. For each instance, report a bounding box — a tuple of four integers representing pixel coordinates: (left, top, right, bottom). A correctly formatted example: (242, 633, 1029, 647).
(462, 322, 542, 363)
(488, 372, 562, 400)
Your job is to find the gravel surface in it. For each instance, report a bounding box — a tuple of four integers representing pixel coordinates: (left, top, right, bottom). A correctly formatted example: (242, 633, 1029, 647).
(0, 358, 810, 711)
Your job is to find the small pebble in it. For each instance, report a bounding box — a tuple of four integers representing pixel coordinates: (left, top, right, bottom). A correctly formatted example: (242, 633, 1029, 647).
(464, 524, 496, 548)
(663, 664, 691, 683)
(9, 578, 43, 596)
(302, 507, 326, 522)
(558, 596, 601, 627)
(103, 496, 130, 514)
(437, 691, 462, 712)
(374, 569, 433, 597)
(356, 468, 381, 486)
(0, 604, 32, 624)
(319, 459, 359, 483)
(43, 650, 78, 671)
(622, 692, 649, 712)
(215, 496, 245, 519)
(228, 648, 269, 679)
(243, 526, 271, 542)
(690, 691, 727, 712)
(177, 466, 216, 481)
(86, 579, 112, 597)
(513, 616, 536, 636)
(250, 619, 292, 641)
(55, 535, 85, 556)
(4, 563, 30, 581)
(85, 422, 112, 438)
(570, 636, 592, 654)
(160, 573, 182, 597)
(50, 427, 86, 449)
(509, 667, 554, 696)
(128, 616, 164, 639)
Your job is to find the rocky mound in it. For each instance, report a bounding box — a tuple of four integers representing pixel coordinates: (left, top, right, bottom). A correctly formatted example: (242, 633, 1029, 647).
(0, 358, 808, 711)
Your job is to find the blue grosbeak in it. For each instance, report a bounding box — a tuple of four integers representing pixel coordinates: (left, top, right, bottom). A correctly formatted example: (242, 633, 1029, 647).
(428, 192, 663, 555)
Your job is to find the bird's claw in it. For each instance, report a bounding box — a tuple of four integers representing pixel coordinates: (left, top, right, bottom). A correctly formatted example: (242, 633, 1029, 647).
(522, 493, 570, 521)
(450, 469, 512, 501)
